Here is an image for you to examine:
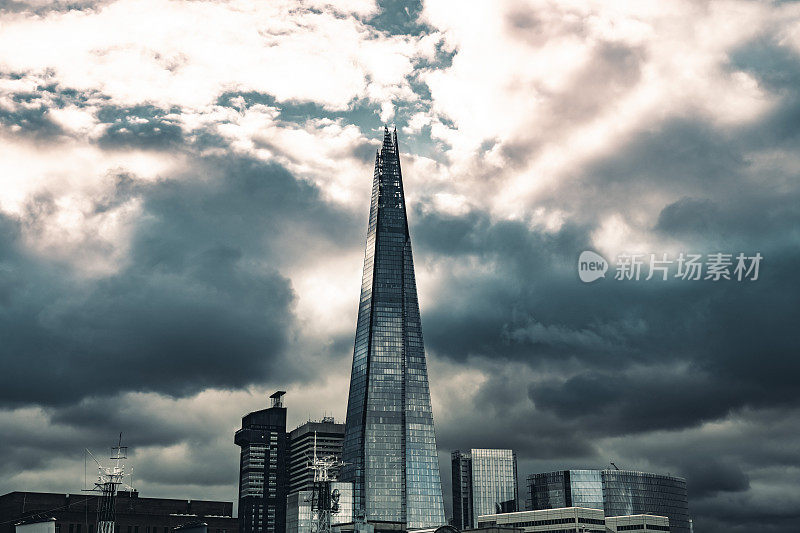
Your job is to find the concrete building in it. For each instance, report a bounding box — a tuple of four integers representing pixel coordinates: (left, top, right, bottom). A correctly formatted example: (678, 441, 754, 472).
(461, 527, 521, 533)
(605, 515, 670, 532)
(477, 508, 606, 533)
(235, 391, 289, 533)
(477, 508, 672, 533)
(330, 521, 403, 533)
(287, 419, 345, 495)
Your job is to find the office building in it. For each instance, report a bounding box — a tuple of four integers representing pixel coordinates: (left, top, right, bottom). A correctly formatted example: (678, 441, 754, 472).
(476, 507, 670, 532)
(452, 449, 518, 530)
(340, 127, 445, 528)
(462, 527, 521, 533)
(605, 515, 670, 532)
(0, 491, 236, 533)
(526, 470, 688, 533)
(476, 508, 606, 532)
(288, 419, 345, 495)
(285, 483, 353, 533)
(235, 391, 289, 533)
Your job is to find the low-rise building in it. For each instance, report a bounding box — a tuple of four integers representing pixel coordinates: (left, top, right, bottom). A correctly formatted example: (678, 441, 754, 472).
(477, 508, 671, 532)
(0, 491, 237, 533)
(477, 507, 606, 532)
(605, 515, 670, 532)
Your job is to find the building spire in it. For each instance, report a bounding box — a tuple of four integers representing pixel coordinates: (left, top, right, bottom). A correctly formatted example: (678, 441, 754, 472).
(381, 125, 394, 154)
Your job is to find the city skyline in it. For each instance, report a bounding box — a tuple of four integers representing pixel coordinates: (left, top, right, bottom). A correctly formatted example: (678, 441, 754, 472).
(2, 2, 800, 533)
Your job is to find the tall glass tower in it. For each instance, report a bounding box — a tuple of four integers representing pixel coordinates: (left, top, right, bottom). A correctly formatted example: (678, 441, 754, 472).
(452, 449, 518, 530)
(341, 127, 446, 529)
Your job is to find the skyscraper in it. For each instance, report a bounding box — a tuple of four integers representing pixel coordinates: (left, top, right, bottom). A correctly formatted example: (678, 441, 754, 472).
(235, 391, 289, 533)
(340, 127, 446, 529)
(452, 449, 518, 530)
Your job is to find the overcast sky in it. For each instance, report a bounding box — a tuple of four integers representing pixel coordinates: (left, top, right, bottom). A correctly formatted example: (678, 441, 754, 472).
(1, 1, 800, 532)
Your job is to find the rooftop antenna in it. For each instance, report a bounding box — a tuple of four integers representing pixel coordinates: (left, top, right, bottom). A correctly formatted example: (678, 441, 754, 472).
(610, 461, 620, 471)
(310, 431, 346, 533)
(84, 434, 134, 533)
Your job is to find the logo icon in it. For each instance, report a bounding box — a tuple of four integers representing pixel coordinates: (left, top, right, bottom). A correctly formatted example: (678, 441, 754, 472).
(578, 250, 608, 283)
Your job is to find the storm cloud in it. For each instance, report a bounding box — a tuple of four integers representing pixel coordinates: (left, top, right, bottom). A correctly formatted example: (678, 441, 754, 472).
(1, 1, 800, 532)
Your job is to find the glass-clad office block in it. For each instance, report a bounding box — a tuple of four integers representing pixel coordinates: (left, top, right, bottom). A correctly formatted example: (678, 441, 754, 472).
(453, 449, 518, 529)
(341, 128, 446, 529)
(286, 482, 353, 533)
(602, 470, 689, 533)
(568, 470, 603, 510)
(527, 470, 689, 533)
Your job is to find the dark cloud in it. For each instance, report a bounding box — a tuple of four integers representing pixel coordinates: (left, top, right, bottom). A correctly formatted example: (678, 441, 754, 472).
(729, 36, 800, 94)
(403, 40, 800, 530)
(366, 0, 428, 36)
(1, 7, 800, 533)
(655, 197, 720, 235)
(96, 105, 184, 149)
(0, 0, 111, 15)
(527, 368, 747, 435)
(0, 103, 64, 139)
(684, 458, 749, 499)
(0, 79, 67, 140)
(0, 154, 356, 408)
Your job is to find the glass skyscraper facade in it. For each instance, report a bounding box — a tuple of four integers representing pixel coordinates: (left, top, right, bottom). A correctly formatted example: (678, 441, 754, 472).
(452, 449, 518, 530)
(526, 470, 689, 533)
(341, 127, 446, 529)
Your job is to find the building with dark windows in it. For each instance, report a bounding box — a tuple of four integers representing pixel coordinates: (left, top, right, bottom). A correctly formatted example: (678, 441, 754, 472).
(526, 470, 689, 533)
(0, 491, 237, 533)
(288, 418, 345, 494)
(340, 127, 446, 529)
(452, 449, 518, 530)
(235, 391, 288, 533)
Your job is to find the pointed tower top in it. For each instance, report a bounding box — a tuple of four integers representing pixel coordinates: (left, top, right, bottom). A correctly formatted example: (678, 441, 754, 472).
(381, 124, 395, 154)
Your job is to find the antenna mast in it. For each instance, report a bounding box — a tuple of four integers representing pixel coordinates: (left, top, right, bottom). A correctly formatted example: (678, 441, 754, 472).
(86, 434, 134, 533)
(310, 431, 344, 533)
